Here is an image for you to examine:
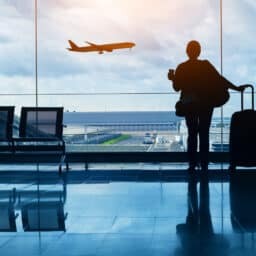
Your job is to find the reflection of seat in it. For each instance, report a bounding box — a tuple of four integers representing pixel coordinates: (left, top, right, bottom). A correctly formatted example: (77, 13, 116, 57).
(0, 203, 18, 232)
(21, 201, 67, 232)
(0, 188, 17, 232)
(14, 107, 66, 173)
(0, 106, 15, 152)
(17, 175, 67, 205)
(0, 203, 17, 232)
(230, 173, 256, 233)
(18, 190, 66, 205)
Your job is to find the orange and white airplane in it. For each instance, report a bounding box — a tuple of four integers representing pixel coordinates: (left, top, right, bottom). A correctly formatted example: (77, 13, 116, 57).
(67, 40, 136, 54)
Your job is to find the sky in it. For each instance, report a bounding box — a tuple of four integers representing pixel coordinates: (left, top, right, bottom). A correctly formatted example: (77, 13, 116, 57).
(0, 0, 256, 114)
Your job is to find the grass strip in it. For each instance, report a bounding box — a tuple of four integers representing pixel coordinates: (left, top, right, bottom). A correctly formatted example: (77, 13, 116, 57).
(102, 135, 131, 145)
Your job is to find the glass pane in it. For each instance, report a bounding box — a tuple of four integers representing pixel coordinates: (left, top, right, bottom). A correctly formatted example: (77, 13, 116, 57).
(222, 0, 256, 152)
(0, 1, 35, 95)
(37, 0, 220, 153)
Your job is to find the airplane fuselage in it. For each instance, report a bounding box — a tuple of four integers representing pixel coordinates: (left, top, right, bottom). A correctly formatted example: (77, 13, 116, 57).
(67, 41, 136, 54)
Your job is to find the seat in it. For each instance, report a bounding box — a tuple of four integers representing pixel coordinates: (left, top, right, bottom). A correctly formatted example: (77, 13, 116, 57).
(13, 107, 66, 173)
(0, 106, 15, 152)
(21, 201, 67, 232)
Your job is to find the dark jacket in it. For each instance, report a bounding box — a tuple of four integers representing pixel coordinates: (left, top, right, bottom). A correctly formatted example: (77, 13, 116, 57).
(173, 59, 232, 106)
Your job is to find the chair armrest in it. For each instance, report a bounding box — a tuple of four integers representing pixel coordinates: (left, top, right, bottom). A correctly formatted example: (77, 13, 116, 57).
(13, 137, 61, 142)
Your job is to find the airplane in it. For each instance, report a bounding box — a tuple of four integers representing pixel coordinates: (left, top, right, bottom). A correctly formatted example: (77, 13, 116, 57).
(67, 40, 136, 54)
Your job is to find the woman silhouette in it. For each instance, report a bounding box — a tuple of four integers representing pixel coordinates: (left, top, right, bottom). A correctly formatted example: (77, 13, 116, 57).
(168, 40, 245, 172)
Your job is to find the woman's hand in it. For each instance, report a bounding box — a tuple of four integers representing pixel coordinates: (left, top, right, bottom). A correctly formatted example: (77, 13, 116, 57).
(168, 69, 175, 81)
(237, 85, 250, 92)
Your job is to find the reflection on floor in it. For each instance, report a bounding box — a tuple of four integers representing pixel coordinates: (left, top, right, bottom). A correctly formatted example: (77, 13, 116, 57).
(0, 168, 256, 256)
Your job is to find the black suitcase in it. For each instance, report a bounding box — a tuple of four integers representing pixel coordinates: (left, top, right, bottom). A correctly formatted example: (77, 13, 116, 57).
(229, 85, 256, 170)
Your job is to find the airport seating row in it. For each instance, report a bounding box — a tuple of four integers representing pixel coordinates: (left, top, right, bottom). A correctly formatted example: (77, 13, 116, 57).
(0, 106, 65, 172)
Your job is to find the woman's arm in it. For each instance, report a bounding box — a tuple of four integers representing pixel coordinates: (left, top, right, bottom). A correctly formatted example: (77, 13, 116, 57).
(222, 77, 248, 92)
(222, 77, 241, 91)
(206, 60, 246, 92)
(167, 65, 183, 92)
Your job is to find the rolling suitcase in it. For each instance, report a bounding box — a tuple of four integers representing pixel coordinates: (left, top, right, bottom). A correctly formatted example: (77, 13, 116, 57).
(229, 85, 256, 170)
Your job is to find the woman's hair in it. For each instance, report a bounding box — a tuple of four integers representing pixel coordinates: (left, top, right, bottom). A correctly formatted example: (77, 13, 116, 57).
(186, 40, 201, 59)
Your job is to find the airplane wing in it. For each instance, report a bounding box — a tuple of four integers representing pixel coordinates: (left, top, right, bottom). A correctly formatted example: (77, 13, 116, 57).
(85, 41, 98, 47)
(101, 42, 135, 51)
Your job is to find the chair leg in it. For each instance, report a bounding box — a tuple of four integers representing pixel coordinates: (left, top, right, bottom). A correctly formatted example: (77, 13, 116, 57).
(58, 165, 62, 175)
(11, 141, 15, 154)
(59, 154, 67, 173)
(66, 163, 70, 171)
(229, 164, 236, 173)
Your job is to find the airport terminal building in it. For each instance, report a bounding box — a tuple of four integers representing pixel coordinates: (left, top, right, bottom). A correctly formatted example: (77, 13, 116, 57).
(64, 111, 182, 132)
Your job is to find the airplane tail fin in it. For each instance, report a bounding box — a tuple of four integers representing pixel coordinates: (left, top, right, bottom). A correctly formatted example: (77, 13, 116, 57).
(68, 40, 79, 50)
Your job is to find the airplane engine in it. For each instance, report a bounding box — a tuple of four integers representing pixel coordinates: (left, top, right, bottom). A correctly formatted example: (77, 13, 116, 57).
(106, 49, 113, 52)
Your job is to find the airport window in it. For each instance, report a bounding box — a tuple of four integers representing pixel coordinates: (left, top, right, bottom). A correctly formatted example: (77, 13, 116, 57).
(0, 1, 254, 154)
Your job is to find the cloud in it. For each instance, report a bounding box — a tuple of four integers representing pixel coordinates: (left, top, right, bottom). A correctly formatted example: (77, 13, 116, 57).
(243, 0, 256, 9)
(0, 34, 11, 44)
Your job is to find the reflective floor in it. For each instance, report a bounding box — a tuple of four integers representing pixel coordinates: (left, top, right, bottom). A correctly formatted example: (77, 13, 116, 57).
(0, 165, 256, 256)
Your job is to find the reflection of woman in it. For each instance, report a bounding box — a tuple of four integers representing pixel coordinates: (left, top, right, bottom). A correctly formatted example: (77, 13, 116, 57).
(175, 176, 229, 255)
(176, 176, 213, 236)
(168, 41, 246, 172)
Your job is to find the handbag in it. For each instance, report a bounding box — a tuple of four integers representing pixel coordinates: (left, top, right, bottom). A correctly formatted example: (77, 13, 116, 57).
(175, 95, 198, 117)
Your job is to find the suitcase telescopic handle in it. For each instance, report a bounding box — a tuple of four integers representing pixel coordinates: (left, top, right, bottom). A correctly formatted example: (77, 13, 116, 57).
(241, 84, 254, 111)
